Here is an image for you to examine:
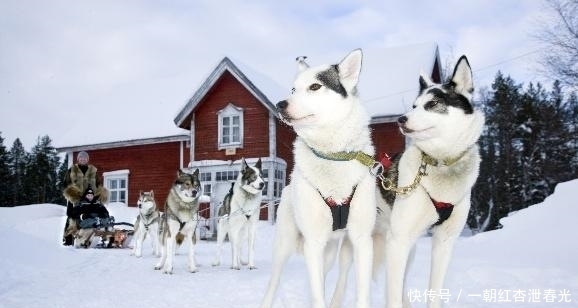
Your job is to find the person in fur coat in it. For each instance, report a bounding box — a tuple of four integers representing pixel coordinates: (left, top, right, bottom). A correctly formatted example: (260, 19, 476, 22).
(62, 151, 109, 245)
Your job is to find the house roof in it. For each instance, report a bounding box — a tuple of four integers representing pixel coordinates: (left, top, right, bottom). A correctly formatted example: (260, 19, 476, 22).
(359, 42, 441, 118)
(174, 57, 285, 129)
(56, 134, 189, 152)
(175, 42, 441, 128)
(57, 43, 440, 150)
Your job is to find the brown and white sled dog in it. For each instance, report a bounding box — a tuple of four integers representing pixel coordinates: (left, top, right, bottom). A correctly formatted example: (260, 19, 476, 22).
(154, 169, 201, 274)
(212, 158, 265, 270)
(131, 190, 161, 257)
(259, 49, 377, 308)
(379, 56, 484, 308)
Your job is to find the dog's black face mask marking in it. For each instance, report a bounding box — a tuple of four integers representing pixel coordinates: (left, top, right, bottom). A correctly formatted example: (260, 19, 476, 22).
(316, 65, 347, 98)
(420, 87, 473, 115)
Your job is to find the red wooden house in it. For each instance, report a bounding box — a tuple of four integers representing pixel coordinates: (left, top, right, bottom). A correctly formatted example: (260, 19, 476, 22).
(57, 135, 190, 210)
(57, 43, 442, 238)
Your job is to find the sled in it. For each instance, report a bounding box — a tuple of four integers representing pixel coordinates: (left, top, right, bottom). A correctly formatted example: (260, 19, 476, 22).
(74, 216, 135, 249)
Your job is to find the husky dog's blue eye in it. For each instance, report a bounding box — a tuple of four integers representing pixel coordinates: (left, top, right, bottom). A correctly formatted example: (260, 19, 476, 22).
(309, 83, 322, 91)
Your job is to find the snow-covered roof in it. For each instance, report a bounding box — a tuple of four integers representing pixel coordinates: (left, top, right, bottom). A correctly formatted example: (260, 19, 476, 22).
(358, 42, 441, 118)
(57, 43, 439, 149)
(175, 42, 440, 127)
(174, 57, 285, 129)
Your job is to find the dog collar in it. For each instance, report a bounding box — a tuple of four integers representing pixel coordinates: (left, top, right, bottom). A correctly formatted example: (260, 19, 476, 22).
(307, 144, 375, 167)
(421, 146, 472, 167)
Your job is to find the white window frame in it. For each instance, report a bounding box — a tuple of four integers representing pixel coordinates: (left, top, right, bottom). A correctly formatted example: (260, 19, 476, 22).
(103, 169, 130, 204)
(217, 103, 244, 149)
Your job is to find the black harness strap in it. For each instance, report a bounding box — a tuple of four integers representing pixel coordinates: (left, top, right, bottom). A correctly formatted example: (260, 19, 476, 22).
(318, 186, 357, 231)
(430, 197, 454, 226)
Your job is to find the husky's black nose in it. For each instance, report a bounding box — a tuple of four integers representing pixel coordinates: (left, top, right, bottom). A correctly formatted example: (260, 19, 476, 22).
(397, 115, 408, 124)
(258, 182, 265, 189)
(277, 100, 288, 110)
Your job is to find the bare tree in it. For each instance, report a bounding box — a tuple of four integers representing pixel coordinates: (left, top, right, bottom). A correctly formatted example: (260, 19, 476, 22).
(534, 0, 578, 89)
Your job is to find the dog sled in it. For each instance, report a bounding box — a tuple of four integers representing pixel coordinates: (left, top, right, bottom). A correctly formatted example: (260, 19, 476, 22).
(67, 202, 135, 249)
(78, 216, 135, 249)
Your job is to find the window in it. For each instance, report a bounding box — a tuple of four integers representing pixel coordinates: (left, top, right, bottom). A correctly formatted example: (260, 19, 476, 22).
(200, 172, 211, 182)
(218, 103, 243, 149)
(216, 171, 239, 181)
(108, 178, 127, 203)
(203, 184, 212, 197)
(103, 170, 129, 204)
(273, 169, 284, 198)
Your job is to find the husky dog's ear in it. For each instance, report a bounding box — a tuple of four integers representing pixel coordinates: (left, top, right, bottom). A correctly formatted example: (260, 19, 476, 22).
(450, 55, 474, 98)
(255, 158, 262, 170)
(150, 190, 154, 198)
(241, 158, 248, 172)
(419, 70, 434, 93)
(192, 168, 199, 176)
(338, 49, 362, 90)
(177, 169, 184, 177)
(296, 56, 309, 72)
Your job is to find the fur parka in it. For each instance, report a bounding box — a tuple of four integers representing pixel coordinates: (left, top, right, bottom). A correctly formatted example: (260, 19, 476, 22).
(63, 164, 109, 204)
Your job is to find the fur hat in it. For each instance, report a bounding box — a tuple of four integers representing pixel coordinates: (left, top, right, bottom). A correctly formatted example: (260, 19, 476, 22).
(77, 151, 89, 161)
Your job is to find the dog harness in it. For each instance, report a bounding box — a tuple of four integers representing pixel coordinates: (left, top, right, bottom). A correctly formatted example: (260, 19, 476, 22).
(430, 197, 454, 226)
(306, 143, 375, 231)
(317, 186, 357, 231)
(139, 210, 159, 231)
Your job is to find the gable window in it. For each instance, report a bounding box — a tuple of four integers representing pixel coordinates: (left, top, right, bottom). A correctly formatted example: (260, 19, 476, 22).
(103, 170, 130, 204)
(218, 103, 243, 149)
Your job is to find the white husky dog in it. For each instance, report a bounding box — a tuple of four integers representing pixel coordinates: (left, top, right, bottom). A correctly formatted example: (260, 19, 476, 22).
(259, 49, 377, 308)
(380, 56, 484, 308)
(131, 190, 161, 257)
(213, 158, 265, 270)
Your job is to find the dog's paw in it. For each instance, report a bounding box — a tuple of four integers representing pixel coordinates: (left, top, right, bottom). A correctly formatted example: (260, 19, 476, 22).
(249, 266, 257, 270)
(230, 266, 241, 270)
(188, 267, 198, 273)
(212, 260, 220, 267)
(154, 265, 162, 270)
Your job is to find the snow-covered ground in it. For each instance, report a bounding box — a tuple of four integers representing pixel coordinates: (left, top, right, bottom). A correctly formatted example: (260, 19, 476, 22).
(1, 180, 577, 308)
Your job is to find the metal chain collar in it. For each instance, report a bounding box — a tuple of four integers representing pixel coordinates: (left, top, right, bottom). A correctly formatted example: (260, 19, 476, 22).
(377, 155, 429, 195)
(306, 144, 431, 196)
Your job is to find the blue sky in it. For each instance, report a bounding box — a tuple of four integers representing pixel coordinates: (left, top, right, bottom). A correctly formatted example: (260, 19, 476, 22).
(0, 0, 552, 150)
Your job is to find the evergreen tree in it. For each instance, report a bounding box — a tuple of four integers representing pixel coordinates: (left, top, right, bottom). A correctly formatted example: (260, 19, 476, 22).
(8, 138, 28, 206)
(0, 133, 11, 206)
(484, 72, 524, 230)
(55, 155, 69, 205)
(26, 136, 61, 204)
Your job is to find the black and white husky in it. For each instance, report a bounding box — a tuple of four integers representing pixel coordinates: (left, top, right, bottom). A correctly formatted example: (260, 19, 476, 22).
(154, 169, 201, 274)
(131, 190, 161, 257)
(380, 56, 485, 308)
(212, 158, 265, 270)
(259, 49, 377, 308)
